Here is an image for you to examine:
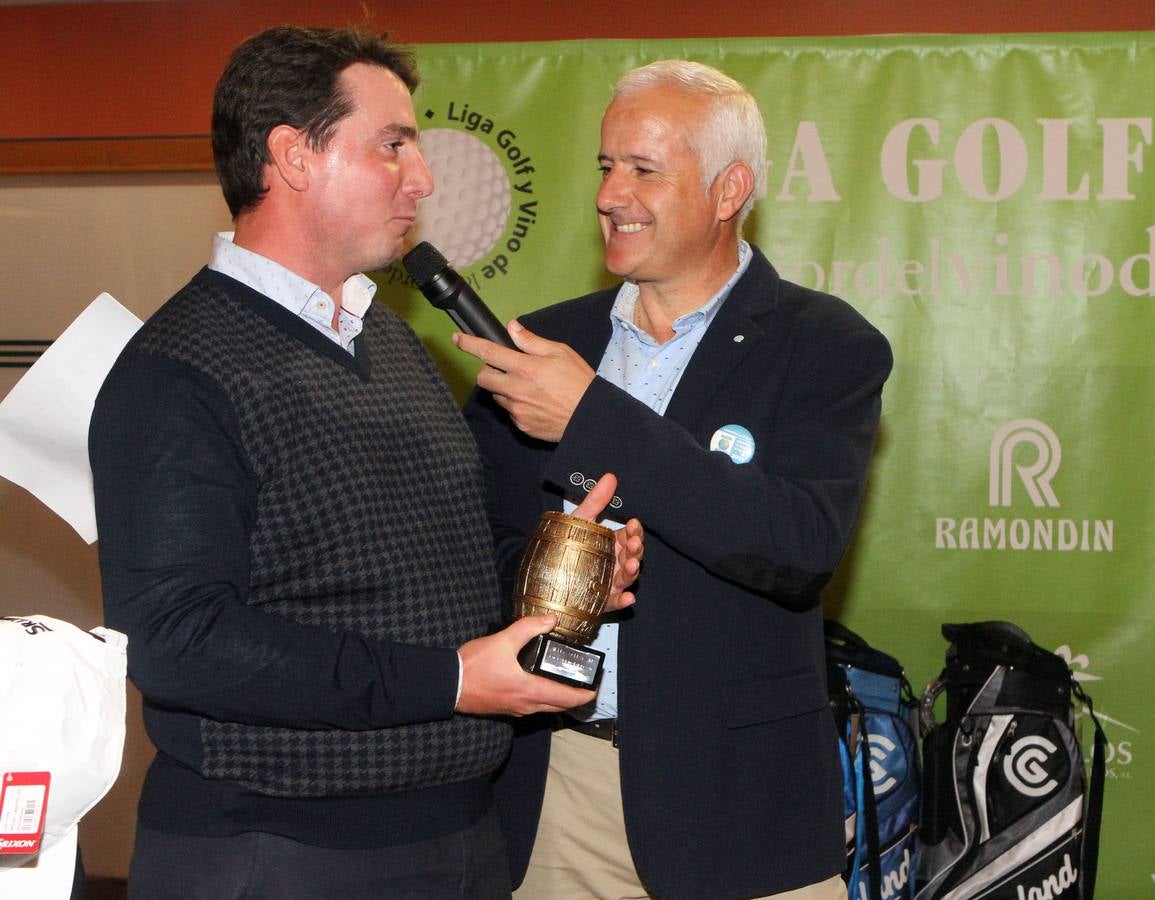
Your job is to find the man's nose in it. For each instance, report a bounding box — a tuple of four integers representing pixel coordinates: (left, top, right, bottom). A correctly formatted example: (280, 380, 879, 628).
(406, 150, 434, 199)
(596, 170, 626, 212)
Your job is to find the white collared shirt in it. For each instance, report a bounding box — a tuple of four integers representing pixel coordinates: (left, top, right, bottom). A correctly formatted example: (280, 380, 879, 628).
(208, 233, 375, 354)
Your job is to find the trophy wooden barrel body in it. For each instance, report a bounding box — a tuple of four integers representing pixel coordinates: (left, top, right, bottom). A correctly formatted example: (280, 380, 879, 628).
(513, 512, 615, 643)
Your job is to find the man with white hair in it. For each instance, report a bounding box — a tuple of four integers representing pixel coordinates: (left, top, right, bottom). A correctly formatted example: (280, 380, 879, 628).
(457, 60, 893, 898)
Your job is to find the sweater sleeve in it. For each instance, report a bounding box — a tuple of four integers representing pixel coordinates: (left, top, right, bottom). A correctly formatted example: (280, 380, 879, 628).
(90, 354, 460, 731)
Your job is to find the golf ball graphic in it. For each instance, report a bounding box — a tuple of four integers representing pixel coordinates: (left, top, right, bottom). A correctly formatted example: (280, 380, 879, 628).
(412, 129, 512, 268)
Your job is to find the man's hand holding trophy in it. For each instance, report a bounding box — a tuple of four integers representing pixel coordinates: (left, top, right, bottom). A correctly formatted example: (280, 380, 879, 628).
(456, 473, 642, 715)
(514, 473, 642, 688)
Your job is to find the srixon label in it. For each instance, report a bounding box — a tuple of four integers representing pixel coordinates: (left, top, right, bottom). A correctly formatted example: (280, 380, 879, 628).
(0, 771, 51, 854)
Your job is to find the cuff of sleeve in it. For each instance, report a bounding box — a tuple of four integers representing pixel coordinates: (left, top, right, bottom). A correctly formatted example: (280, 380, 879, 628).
(455, 650, 464, 710)
(381, 643, 461, 723)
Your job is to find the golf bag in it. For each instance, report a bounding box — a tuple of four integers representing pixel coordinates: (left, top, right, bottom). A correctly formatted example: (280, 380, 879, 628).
(826, 621, 921, 900)
(915, 621, 1106, 899)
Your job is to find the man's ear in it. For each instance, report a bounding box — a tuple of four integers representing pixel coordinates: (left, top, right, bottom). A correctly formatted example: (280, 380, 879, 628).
(266, 124, 310, 193)
(716, 161, 755, 222)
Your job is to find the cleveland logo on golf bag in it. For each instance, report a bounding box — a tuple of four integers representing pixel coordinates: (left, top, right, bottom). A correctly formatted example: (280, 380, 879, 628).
(826, 621, 920, 900)
(1003, 735, 1061, 797)
(915, 622, 1106, 900)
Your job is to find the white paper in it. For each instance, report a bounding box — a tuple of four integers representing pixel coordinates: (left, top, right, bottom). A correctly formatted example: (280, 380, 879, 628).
(0, 293, 142, 543)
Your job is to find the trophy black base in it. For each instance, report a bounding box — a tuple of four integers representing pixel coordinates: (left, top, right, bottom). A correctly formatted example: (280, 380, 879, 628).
(518, 633, 604, 690)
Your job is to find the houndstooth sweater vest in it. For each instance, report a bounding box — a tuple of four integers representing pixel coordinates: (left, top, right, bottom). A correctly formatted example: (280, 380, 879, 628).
(132, 269, 510, 798)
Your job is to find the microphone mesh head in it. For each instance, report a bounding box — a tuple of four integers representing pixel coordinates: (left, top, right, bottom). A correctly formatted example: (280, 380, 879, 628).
(401, 242, 449, 287)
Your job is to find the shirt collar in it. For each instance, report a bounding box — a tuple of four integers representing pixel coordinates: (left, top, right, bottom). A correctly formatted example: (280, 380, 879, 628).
(208, 233, 376, 319)
(609, 240, 751, 338)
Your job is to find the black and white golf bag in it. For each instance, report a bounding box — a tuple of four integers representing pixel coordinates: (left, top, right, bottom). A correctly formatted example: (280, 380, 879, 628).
(915, 621, 1106, 900)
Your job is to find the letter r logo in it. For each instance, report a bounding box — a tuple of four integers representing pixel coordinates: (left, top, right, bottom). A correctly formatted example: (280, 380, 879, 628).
(989, 419, 1061, 508)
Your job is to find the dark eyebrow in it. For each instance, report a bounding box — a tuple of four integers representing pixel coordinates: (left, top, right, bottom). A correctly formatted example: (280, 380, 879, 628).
(379, 124, 418, 141)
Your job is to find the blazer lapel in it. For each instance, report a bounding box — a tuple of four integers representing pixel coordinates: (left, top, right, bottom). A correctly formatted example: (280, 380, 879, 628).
(663, 248, 780, 429)
(558, 293, 616, 367)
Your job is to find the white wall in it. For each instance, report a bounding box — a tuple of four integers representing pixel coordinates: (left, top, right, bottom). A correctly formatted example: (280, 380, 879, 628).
(0, 172, 232, 878)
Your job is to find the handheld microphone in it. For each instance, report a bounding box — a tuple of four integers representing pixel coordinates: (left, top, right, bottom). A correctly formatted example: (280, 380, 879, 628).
(402, 242, 517, 349)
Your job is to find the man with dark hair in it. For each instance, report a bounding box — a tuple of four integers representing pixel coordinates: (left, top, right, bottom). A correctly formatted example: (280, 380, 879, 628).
(458, 60, 891, 898)
(90, 25, 640, 899)
(210, 26, 421, 218)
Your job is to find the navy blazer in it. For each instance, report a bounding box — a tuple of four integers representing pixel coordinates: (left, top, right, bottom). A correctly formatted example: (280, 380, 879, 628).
(464, 246, 893, 899)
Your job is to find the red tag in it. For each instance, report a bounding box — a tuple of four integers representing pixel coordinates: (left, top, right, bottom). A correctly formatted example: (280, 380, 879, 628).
(0, 771, 51, 854)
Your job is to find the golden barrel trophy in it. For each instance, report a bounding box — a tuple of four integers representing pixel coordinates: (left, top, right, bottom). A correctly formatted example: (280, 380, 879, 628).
(512, 511, 615, 688)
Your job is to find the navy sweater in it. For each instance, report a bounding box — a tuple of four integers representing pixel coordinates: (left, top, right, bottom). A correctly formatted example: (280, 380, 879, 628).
(90, 269, 510, 846)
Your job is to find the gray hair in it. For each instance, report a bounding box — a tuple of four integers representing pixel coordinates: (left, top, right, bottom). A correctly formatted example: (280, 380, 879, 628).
(612, 59, 768, 225)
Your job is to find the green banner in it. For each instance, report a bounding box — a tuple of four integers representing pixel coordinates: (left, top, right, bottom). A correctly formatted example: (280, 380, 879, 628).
(376, 34, 1154, 894)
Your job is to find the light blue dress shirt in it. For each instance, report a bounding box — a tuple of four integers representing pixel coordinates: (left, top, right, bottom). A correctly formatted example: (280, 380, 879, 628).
(569, 241, 752, 722)
(207, 233, 375, 353)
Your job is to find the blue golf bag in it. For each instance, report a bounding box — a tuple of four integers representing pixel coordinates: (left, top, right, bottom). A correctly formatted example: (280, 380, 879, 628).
(826, 620, 921, 900)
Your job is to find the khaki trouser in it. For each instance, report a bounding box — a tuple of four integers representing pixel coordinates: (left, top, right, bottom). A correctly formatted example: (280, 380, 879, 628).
(515, 727, 847, 900)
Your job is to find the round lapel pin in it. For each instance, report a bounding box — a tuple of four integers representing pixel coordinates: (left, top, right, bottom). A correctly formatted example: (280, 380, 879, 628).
(709, 424, 755, 464)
